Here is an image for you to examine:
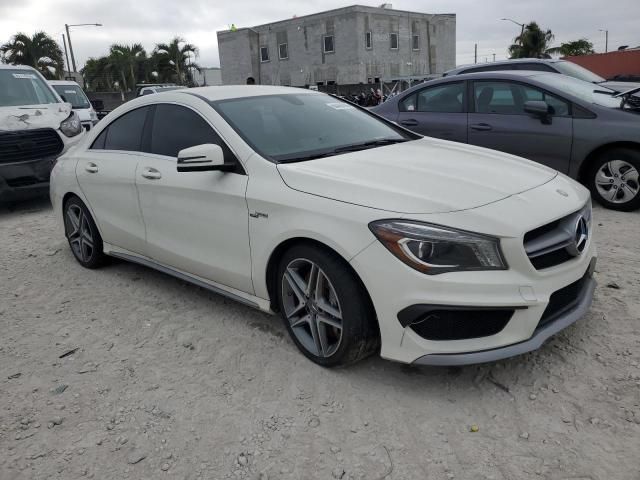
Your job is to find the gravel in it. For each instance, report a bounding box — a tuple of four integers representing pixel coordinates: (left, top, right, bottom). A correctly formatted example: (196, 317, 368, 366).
(1, 198, 639, 479)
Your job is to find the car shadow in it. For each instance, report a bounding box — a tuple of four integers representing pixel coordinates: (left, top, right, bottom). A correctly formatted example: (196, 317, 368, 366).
(0, 196, 52, 217)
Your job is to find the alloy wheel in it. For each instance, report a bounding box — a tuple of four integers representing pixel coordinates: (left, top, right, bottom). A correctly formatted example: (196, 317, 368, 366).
(595, 160, 639, 204)
(65, 204, 95, 263)
(281, 258, 343, 358)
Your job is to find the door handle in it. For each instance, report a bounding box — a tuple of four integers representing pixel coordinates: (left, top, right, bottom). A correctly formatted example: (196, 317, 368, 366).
(400, 119, 419, 127)
(470, 123, 492, 131)
(141, 167, 162, 180)
(85, 162, 98, 173)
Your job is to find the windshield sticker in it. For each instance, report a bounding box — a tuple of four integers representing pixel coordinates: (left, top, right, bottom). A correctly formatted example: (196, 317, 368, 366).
(12, 73, 37, 79)
(64, 90, 77, 94)
(326, 102, 355, 110)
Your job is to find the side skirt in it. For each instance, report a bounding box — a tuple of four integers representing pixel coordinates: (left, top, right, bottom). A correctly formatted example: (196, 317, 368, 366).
(106, 247, 272, 313)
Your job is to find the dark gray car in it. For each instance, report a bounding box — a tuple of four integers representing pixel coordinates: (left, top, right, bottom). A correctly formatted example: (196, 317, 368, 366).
(373, 71, 640, 211)
(443, 58, 640, 94)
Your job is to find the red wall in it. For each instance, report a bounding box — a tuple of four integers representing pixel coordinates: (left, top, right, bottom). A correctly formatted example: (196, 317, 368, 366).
(564, 50, 640, 79)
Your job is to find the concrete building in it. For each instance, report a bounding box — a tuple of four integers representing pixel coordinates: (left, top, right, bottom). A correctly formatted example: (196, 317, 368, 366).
(192, 67, 223, 87)
(217, 4, 455, 87)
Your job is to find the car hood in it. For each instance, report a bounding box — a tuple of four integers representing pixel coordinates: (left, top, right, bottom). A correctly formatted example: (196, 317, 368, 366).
(0, 103, 71, 132)
(277, 138, 558, 214)
(601, 80, 640, 95)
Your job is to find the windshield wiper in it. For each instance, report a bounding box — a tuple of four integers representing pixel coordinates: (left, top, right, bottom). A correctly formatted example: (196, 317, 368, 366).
(332, 138, 409, 154)
(277, 138, 409, 164)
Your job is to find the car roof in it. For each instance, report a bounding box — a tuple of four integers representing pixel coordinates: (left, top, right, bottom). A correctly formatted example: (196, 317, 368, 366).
(48, 80, 81, 86)
(0, 64, 39, 71)
(172, 85, 321, 101)
(445, 58, 563, 75)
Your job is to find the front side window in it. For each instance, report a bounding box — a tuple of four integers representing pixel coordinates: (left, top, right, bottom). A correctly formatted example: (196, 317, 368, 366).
(400, 83, 465, 113)
(260, 46, 269, 62)
(474, 81, 569, 116)
(278, 43, 288, 60)
(93, 106, 149, 151)
(52, 84, 90, 109)
(390, 33, 398, 50)
(150, 104, 225, 158)
(323, 35, 334, 53)
(412, 34, 420, 50)
(365, 31, 372, 49)
(213, 93, 413, 162)
(0, 69, 59, 107)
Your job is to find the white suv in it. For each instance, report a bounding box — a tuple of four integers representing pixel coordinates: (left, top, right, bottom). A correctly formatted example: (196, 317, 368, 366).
(1, 65, 84, 202)
(50, 86, 596, 367)
(49, 80, 98, 131)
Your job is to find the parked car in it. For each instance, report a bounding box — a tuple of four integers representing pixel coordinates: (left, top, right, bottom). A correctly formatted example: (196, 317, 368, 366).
(0, 65, 85, 203)
(49, 80, 99, 131)
(443, 58, 640, 93)
(51, 86, 596, 367)
(137, 85, 186, 96)
(373, 71, 640, 211)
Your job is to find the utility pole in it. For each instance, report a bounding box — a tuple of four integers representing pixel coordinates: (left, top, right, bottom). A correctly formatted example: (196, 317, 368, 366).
(474, 43, 477, 64)
(599, 29, 609, 53)
(65, 23, 103, 73)
(493, 53, 496, 62)
(62, 34, 71, 78)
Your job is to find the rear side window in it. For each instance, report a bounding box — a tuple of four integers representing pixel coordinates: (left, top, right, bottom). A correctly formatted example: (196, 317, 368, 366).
(516, 63, 556, 72)
(400, 83, 465, 113)
(150, 104, 233, 161)
(91, 107, 149, 151)
(461, 64, 516, 74)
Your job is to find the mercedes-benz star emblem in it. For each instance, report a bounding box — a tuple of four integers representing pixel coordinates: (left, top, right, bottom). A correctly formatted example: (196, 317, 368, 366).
(566, 216, 588, 257)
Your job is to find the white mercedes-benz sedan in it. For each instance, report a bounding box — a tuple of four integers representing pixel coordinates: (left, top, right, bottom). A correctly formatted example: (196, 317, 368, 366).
(50, 86, 597, 367)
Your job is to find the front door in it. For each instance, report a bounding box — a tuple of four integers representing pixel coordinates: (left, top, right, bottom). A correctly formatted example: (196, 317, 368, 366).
(396, 81, 468, 143)
(468, 80, 573, 173)
(135, 103, 253, 294)
(75, 106, 150, 254)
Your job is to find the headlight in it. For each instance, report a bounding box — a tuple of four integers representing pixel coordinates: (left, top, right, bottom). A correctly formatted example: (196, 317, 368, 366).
(59, 111, 82, 137)
(369, 220, 507, 275)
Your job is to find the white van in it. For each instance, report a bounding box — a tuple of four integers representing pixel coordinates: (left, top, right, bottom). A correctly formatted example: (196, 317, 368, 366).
(48, 80, 98, 131)
(1, 65, 84, 202)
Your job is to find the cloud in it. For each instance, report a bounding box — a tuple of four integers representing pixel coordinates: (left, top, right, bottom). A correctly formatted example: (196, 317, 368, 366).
(1, 0, 638, 70)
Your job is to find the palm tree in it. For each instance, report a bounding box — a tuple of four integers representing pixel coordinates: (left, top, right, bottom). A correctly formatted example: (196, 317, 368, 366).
(546, 39, 595, 57)
(154, 37, 200, 85)
(508, 22, 555, 59)
(108, 43, 146, 92)
(0, 31, 64, 79)
(82, 56, 117, 91)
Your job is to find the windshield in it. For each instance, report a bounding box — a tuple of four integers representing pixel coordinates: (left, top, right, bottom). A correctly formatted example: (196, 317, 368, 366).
(52, 84, 90, 109)
(0, 69, 59, 107)
(554, 61, 605, 84)
(214, 93, 412, 162)
(536, 73, 620, 108)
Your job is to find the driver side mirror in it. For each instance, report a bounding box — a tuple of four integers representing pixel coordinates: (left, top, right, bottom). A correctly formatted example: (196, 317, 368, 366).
(524, 100, 552, 124)
(177, 144, 235, 173)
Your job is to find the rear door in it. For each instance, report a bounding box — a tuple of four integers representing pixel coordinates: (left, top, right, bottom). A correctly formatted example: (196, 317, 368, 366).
(467, 80, 573, 173)
(75, 106, 150, 254)
(396, 81, 468, 143)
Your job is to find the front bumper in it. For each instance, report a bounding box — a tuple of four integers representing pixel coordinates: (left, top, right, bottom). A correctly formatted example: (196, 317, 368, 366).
(0, 156, 56, 202)
(413, 268, 595, 366)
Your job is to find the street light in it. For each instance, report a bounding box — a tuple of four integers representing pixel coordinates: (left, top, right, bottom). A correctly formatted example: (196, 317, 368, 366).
(599, 29, 609, 53)
(65, 23, 102, 73)
(501, 18, 526, 45)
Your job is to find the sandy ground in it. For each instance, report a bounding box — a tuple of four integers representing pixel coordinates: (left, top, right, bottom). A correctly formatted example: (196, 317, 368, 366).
(1, 198, 639, 480)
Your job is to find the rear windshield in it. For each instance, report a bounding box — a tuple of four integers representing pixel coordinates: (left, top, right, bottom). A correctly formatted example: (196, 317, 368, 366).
(52, 84, 91, 109)
(553, 61, 605, 84)
(0, 69, 59, 107)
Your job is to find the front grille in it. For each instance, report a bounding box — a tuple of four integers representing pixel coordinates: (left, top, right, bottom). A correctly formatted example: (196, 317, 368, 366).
(0, 128, 64, 164)
(524, 203, 591, 270)
(537, 272, 589, 330)
(409, 308, 514, 341)
(6, 176, 40, 187)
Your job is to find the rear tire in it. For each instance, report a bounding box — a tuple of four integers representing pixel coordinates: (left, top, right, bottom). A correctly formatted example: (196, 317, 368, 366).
(276, 243, 379, 367)
(63, 196, 106, 269)
(587, 148, 640, 211)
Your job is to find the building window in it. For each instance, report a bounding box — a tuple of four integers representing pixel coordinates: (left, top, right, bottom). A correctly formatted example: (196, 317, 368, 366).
(278, 43, 288, 60)
(365, 31, 372, 49)
(367, 77, 373, 84)
(412, 35, 419, 50)
(323, 35, 334, 53)
(260, 46, 269, 62)
(390, 33, 398, 50)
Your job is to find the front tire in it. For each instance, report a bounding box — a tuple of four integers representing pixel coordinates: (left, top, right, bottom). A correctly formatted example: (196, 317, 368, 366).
(276, 244, 379, 367)
(63, 196, 105, 269)
(588, 148, 640, 211)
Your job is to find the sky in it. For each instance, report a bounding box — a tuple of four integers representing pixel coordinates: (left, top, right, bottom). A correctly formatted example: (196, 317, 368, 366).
(1, 0, 638, 70)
